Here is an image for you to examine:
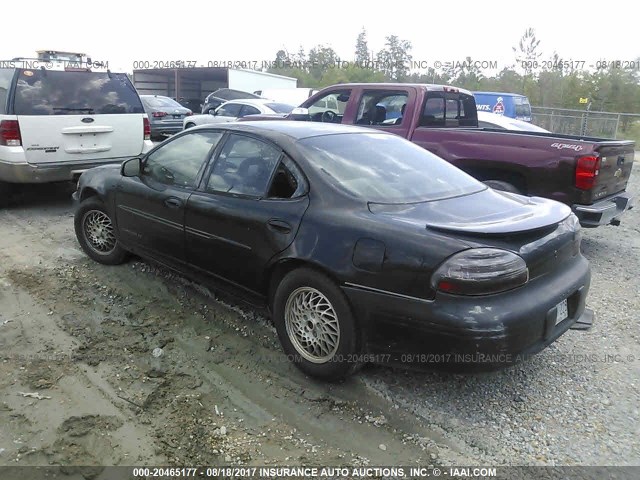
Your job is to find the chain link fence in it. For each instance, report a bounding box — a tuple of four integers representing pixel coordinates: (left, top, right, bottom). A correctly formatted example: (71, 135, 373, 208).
(531, 107, 640, 143)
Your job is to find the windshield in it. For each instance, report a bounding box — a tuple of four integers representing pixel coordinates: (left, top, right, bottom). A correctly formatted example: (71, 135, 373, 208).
(265, 103, 295, 114)
(297, 133, 485, 203)
(13, 69, 144, 115)
(142, 96, 183, 108)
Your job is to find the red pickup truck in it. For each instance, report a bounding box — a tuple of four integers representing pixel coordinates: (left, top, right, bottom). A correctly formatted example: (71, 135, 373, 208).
(246, 83, 635, 227)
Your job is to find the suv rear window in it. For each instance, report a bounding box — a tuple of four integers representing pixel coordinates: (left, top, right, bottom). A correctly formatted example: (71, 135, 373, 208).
(13, 69, 144, 115)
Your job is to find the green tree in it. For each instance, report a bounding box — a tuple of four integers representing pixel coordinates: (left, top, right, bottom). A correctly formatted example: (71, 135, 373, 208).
(376, 35, 412, 81)
(355, 28, 370, 65)
(513, 27, 542, 77)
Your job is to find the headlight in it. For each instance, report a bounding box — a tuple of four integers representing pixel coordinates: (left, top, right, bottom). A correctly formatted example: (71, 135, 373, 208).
(431, 248, 529, 296)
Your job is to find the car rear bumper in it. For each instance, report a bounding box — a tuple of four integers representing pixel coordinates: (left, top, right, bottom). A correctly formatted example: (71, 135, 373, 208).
(150, 122, 184, 136)
(342, 254, 592, 370)
(572, 191, 635, 227)
(0, 158, 129, 184)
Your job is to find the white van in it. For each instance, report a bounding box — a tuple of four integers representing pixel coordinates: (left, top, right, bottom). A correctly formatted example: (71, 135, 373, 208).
(0, 62, 154, 205)
(253, 88, 318, 107)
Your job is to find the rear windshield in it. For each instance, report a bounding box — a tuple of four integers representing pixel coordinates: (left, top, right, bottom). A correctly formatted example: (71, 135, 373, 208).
(0, 68, 13, 114)
(297, 133, 484, 203)
(514, 97, 531, 118)
(265, 103, 295, 114)
(142, 96, 183, 108)
(13, 69, 144, 115)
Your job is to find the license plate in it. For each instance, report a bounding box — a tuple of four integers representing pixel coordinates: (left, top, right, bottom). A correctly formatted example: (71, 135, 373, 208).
(555, 299, 568, 325)
(173, 115, 182, 119)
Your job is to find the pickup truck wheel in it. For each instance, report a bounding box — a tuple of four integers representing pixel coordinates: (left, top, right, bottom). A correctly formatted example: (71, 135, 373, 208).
(74, 198, 128, 265)
(273, 268, 362, 381)
(483, 180, 521, 194)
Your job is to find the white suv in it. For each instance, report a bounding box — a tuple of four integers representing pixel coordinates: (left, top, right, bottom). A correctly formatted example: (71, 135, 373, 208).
(0, 62, 154, 206)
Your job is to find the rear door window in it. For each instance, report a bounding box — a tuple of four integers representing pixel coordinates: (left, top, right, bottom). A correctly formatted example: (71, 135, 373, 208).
(239, 105, 261, 117)
(13, 69, 144, 115)
(355, 91, 409, 126)
(0, 68, 14, 114)
(216, 103, 242, 118)
(420, 92, 477, 127)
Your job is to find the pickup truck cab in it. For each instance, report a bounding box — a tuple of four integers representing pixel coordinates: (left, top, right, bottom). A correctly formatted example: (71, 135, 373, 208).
(247, 83, 634, 228)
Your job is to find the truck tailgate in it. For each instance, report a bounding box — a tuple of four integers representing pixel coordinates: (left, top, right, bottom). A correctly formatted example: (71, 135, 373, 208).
(592, 143, 635, 201)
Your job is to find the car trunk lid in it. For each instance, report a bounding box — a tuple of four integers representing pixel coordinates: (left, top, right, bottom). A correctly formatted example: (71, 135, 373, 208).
(368, 188, 571, 236)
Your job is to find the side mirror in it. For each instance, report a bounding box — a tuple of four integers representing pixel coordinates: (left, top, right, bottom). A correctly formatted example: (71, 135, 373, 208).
(121, 157, 142, 177)
(289, 107, 309, 120)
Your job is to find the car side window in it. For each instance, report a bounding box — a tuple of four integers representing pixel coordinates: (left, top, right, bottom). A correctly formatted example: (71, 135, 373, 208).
(217, 103, 242, 117)
(266, 156, 307, 199)
(239, 105, 260, 117)
(206, 134, 282, 197)
(305, 89, 350, 122)
(355, 91, 408, 126)
(420, 95, 446, 126)
(142, 131, 223, 188)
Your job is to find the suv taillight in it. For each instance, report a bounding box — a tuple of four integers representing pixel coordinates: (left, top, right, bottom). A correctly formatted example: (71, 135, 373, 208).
(575, 155, 600, 190)
(143, 117, 151, 140)
(0, 120, 22, 146)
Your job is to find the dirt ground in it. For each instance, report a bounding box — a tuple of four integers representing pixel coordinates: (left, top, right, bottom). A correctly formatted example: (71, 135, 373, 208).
(0, 175, 638, 472)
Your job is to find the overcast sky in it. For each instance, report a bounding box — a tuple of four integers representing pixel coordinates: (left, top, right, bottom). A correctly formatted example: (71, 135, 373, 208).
(3, 0, 637, 74)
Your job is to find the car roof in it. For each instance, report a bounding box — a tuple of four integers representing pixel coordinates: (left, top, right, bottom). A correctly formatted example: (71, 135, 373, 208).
(223, 98, 283, 107)
(473, 91, 527, 97)
(321, 83, 473, 96)
(191, 120, 386, 141)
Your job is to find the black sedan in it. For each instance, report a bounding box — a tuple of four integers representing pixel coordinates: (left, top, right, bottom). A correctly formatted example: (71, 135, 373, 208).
(72, 121, 593, 380)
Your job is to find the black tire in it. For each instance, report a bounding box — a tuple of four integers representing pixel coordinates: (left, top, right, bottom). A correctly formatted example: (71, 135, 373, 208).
(0, 181, 11, 208)
(185, 123, 196, 129)
(272, 268, 361, 381)
(483, 180, 521, 194)
(74, 197, 128, 265)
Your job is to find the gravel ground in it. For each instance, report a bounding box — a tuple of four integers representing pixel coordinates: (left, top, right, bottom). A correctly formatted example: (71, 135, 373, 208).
(0, 170, 638, 470)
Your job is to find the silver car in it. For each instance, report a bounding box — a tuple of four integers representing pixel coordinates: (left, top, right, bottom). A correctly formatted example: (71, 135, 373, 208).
(140, 95, 192, 140)
(183, 99, 294, 129)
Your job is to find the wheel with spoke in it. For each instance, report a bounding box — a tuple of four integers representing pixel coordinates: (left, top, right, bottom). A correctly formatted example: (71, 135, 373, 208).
(74, 197, 128, 265)
(273, 268, 361, 380)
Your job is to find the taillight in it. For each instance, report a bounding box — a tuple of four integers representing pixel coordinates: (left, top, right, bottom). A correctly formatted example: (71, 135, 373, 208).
(0, 120, 22, 146)
(575, 155, 600, 190)
(152, 111, 167, 118)
(143, 117, 151, 140)
(431, 248, 529, 296)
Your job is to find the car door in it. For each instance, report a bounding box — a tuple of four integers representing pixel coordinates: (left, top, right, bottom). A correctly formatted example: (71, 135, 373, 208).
(116, 130, 224, 264)
(185, 133, 309, 292)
